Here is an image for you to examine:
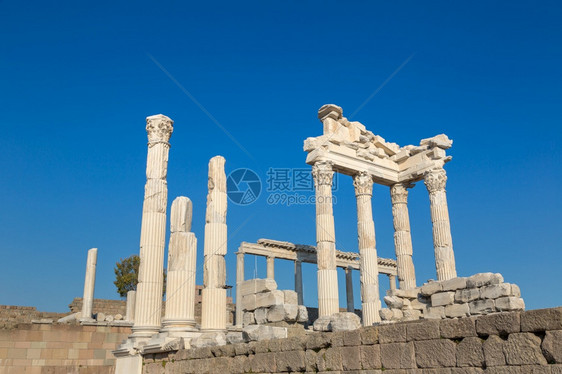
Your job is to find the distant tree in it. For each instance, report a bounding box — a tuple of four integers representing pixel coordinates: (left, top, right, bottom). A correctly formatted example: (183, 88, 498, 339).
(114, 255, 166, 298)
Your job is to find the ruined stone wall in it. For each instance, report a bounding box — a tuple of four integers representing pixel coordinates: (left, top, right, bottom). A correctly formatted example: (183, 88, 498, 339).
(69, 298, 127, 317)
(143, 307, 561, 373)
(0, 306, 68, 330)
(0, 323, 131, 373)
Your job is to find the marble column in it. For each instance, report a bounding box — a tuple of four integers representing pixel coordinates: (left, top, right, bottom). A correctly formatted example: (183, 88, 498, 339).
(132, 114, 173, 338)
(126, 291, 136, 322)
(389, 275, 396, 291)
(80, 248, 97, 321)
(312, 161, 339, 317)
(294, 260, 303, 305)
(345, 267, 354, 312)
(266, 256, 275, 280)
(201, 156, 228, 331)
(235, 252, 244, 327)
(353, 171, 381, 326)
(162, 197, 197, 333)
(424, 168, 457, 281)
(390, 183, 417, 290)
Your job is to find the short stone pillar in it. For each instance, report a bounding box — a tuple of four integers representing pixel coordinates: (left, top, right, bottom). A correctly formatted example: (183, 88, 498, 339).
(80, 248, 97, 321)
(312, 161, 339, 317)
(132, 114, 173, 338)
(353, 172, 381, 325)
(424, 168, 457, 281)
(126, 291, 136, 322)
(345, 267, 354, 313)
(235, 252, 244, 327)
(266, 256, 275, 280)
(162, 197, 197, 333)
(389, 275, 396, 291)
(294, 260, 303, 305)
(390, 182, 417, 289)
(201, 156, 228, 331)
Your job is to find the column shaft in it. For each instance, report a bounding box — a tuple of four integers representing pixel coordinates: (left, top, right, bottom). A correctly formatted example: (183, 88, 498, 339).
(266, 256, 275, 280)
(235, 252, 244, 327)
(312, 161, 339, 317)
(295, 260, 303, 305)
(424, 168, 457, 280)
(390, 183, 417, 289)
(80, 248, 97, 320)
(345, 268, 354, 312)
(389, 275, 396, 291)
(126, 291, 136, 322)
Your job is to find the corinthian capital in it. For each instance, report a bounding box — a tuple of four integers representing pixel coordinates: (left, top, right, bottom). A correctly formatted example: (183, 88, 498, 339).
(424, 168, 447, 193)
(146, 114, 174, 144)
(353, 171, 373, 196)
(390, 182, 412, 204)
(312, 161, 334, 187)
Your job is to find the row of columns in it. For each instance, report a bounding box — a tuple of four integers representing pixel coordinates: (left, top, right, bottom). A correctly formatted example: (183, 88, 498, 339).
(312, 160, 456, 323)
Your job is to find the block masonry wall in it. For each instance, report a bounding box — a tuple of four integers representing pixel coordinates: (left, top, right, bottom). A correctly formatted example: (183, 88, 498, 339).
(0, 323, 131, 373)
(0, 306, 67, 330)
(142, 307, 562, 374)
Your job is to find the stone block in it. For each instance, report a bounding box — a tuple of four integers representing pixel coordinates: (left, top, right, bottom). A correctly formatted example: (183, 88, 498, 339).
(475, 311, 520, 336)
(421, 282, 443, 297)
(521, 307, 562, 332)
(241, 294, 257, 311)
(238, 278, 278, 296)
(455, 288, 480, 303)
(248, 352, 277, 372)
(393, 288, 420, 299)
(242, 325, 287, 341)
(542, 330, 562, 363)
(411, 298, 430, 311)
(380, 308, 393, 321)
(305, 332, 331, 350)
(379, 322, 407, 343)
(343, 330, 361, 346)
(440, 317, 477, 338)
(466, 273, 503, 288)
(441, 277, 467, 291)
(380, 342, 416, 369)
(456, 337, 484, 367)
(431, 292, 455, 307)
(384, 296, 404, 309)
(316, 346, 343, 371)
(275, 350, 306, 372)
(282, 290, 298, 305)
(445, 303, 470, 318)
(426, 306, 445, 320)
(313, 315, 332, 332)
(480, 284, 512, 299)
(413, 339, 457, 368)
(191, 332, 226, 348)
(392, 308, 404, 320)
(495, 297, 525, 312)
(296, 305, 308, 323)
(225, 331, 244, 345)
(255, 290, 285, 309)
(341, 346, 362, 370)
(267, 304, 298, 322)
(511, 284, 521, 297)
(243, 311, 255, 326)
(483, 334, 506, 366)
(331, 312, 361, 332)
(403, 309, 422, 321)
(361, 344, 382, 369)
(468, 299, 495, 315)
(254, 308, 267, 324)
(406, 319, 440, 341)
(503, 332, 547, 365)
(361, 326, 379, 344)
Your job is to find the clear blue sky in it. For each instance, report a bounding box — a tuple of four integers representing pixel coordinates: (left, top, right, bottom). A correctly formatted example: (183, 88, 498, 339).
(1, 1, 560, 313)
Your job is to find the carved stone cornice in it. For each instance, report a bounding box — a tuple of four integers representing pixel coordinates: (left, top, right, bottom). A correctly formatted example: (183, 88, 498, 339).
(312, 161, 334, 187)
(353, 171, 373, 197)
(424, 168, 447, 193)
(390, 182, 413, 204)
(146, 114, 174, 145)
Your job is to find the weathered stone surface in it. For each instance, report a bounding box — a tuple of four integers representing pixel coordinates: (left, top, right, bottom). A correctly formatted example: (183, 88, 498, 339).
(275, 350, 306, 372)
(191, 332, 227, 347)
(455, 288, 480, 303)
(456, 337, 484, 367)
(441, 277, 467, 291)
(426, 306, 445, 319)
(380, 308, 394, 321)
(476, 312, 520, 336)
(403, 309, 422, 320)
(468, 299, 495, 315)
(316, 347, 343, 371)
(243, 311, 255, 326)
(380, 342, 416, 369)
(361, 326, 379, 344)
(480, 284, 511, 299)
(254, 307, 267, 324)
(421, 282, 443, 296)
(297, 305, 308, 323)
(445, 303, 470, 318)
(521, 307, 562, 332)
(483, 334, 506, 366)
(414, 339, 457, 368)
(331, 312, 361, 332)
(248, 352, 277, 372)
(238, 278, 278, 296)
(431, 292, 455, 307)
(440, 317, 477, 338)
(392, 308, 404, 320)
(267, 304, 298, 322)
(255, 290, 285, 309)
(406, 319, 440, 341)
(542, 330, 562, 363)
(466, 273, 503, 288)
(379, 322, 407, 343)
(96, 312, 106, 322)
(305, 332, 331, 350)
(341, 346, 362, 370)
(495, 297, 525, 311)
(361, 344, 382, 369)
(384, 295, 404, 309)
(225, 331, 244, 344)
(503, 332, 547, 365)
(393, 288, 419, 298)
(342, 330, 361, 346)
(282, 290, 298, 305)
(242, 325, 287, 341)
(313, 315, 332, 331)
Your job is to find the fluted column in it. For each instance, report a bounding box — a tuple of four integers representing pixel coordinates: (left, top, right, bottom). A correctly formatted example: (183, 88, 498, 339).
(126, 291, 136, 322)
(201, 156, 228, 331)
(132, 114, 173, 338)
(424, 168, 457, 280)
(235, 252, 244, 327)
(345, 267, 354, 312)
(295, 260, 303, 305)
(266, 256, 275, 280)
(162, 197, 197, 333)
(80, 248, 97, 321)
(390, 183, 417, 289)
(312, 161, 339, 317)
(389, 275, 396, 291)
(354, 172, 381, 326)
